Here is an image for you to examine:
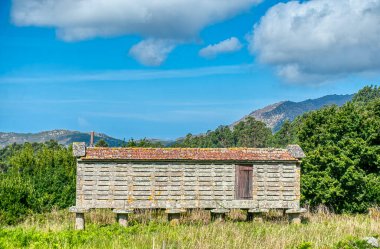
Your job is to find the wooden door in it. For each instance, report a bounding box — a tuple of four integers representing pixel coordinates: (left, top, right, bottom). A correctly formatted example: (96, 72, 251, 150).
(235, 165, 253, 199)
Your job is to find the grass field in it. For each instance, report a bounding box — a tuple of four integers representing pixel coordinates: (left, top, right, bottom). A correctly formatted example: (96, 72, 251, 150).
(0, 208, 379, 249)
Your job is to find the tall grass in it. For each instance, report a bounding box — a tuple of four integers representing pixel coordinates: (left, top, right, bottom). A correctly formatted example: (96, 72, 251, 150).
(0, 208, 379, 249)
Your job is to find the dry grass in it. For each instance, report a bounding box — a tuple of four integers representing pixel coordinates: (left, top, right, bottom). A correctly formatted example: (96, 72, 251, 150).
(369, 207, 380, 221)
(0, 208, 379, 249)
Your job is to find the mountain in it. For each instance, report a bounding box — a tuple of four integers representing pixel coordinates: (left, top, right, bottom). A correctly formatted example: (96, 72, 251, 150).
(0, 94, 354, 148)
(0, 130, 124, 148)
(232, 94, 354, 131)
(0, 130, 174, 148)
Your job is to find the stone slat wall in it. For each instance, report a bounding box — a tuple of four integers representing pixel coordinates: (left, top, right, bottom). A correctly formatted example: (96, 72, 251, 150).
(76, 161, 299, 210)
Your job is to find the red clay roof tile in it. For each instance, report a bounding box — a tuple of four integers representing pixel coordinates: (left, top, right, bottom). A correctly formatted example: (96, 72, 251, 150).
(82, 147, 297, 161)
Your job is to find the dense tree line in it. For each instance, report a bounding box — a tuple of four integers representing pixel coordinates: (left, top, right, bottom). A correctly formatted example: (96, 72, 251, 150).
(120, 138, 164, 148)
(0, 141, 76, 224)
(0, 86, 379, 224)
(172, 117, 273, 148)
(296, 86, 380, 212)
(94, 138, 164, 148)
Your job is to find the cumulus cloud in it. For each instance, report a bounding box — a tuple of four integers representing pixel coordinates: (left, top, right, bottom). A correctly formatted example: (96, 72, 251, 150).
(249, 0, 380, 83)
(129, 39, 176, 66)
(12, 0, 261, 41)
(11, 0, 261, 65)
(199, 37, 243, 58)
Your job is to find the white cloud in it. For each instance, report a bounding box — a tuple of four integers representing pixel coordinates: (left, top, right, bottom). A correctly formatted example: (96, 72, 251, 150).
(12, 0, 261, 65)
(249, 0, 380, 83)
(199, 37, 243, 58)
(12, 0, 260, 41)
(129, 39, 176, 66)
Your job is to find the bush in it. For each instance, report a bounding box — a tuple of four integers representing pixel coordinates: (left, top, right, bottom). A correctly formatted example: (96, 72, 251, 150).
(0, 141, 76, 225)
(334, 237, 378, 249)
(298, 99, 380, 213)
(297, 242, 313, 249)
(0, 175, 33, 225)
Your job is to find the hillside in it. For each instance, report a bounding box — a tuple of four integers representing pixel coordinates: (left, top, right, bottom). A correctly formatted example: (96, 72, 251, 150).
(233, 94, 353, 131)
(0, 94, 354, 148)
(0, 130, 123, 148)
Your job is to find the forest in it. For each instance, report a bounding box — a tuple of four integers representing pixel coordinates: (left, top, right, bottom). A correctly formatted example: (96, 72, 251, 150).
(0, 86, 379, 225)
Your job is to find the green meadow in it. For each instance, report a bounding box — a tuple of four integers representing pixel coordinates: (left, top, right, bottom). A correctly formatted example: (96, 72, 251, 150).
(1, 209, 379, 249)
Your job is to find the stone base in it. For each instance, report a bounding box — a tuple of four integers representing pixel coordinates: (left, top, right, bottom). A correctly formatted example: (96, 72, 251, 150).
(113, 209, 133, 227)
(69, 206, 90, 230)
(210, 209, 229, 222)
(247, 208, 269, 222)
(165, 209, 186, 225)
(285, 208, 307, 224)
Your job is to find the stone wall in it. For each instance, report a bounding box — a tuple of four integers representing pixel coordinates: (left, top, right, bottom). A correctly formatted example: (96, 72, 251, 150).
(75, 161, 300, 210)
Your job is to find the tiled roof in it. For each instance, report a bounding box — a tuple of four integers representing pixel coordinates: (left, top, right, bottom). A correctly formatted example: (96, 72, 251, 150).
(81, 147, 298, 161)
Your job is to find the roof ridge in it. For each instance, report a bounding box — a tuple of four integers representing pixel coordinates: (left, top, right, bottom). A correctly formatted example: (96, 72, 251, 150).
(87, 147, 288, 150)
(81, 146, 297, 161)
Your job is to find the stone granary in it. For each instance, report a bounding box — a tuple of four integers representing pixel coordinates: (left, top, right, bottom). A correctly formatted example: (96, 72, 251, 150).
(70, 143, 306, 229)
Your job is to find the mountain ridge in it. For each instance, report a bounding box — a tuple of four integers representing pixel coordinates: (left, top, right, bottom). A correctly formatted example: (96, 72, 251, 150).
(0, 130, 123, 148)
(0, 94, 354, 147)
(232, 94, 354, 131)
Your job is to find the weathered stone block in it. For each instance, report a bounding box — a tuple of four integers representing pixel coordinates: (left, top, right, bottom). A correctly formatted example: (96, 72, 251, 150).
(286, 145, 306, 159)
(73, 142, 86, 157)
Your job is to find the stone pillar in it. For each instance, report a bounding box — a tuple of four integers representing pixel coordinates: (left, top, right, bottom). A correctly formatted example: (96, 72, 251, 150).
(285, 208, 307, 224)
(69, 206, 89, 230)
(210, 209, 229, 222)
(165, 209, 185, 225)
(75, 212, 85, 230)
(247, 208, 268, 222)
(288, 213, 301, 224)
(113, 209, 133, 227)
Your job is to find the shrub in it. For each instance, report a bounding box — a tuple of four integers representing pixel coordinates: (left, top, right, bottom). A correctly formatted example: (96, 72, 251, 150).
(0, 175, 33, 225)
(334, 237, 378, 249)
(0, 141, 76, 225)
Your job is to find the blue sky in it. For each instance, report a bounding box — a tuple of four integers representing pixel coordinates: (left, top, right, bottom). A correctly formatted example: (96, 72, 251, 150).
(1, 0, 379, 140)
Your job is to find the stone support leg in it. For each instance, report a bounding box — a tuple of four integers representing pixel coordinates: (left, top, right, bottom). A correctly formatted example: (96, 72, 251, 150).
(69, 206, 89, 231)
(285, 208, 306, 224)
(75, 212, 85, 230)
(113, 209, 133, 227)
(117, 213, 129, 227)
(288, 213, 301, 224)
(247, 209, 268, 222)
(210, 209, 229, 222)
(165, 209, 185, 226)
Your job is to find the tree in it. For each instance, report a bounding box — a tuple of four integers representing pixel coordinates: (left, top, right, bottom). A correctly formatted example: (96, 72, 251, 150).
(122, 138, 163, 147)
(0, 142, 76, 224)
(172, 117, 273, 148)
(95, 139, 109, 147)
(272, 120, 297, 148)
(352, 85, 380, 103)
(234, 117, 272, 147)
(297, 99, 380, 212)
